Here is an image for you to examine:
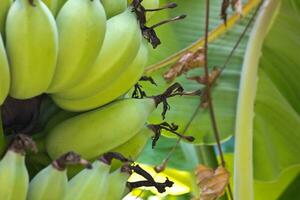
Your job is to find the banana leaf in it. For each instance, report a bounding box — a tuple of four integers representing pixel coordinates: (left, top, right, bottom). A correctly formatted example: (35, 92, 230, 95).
(234, 0, 300, 199)
(142, 0, 258, 144)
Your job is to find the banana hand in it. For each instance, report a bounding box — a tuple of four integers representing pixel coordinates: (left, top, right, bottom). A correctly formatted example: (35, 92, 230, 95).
(52, 40, 149, 112)
(52, 8, 142, 100)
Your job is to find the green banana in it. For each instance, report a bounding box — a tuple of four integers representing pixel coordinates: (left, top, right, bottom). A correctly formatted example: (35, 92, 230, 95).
(110, 126, 152, 170)
(6, 0, 58, 99)
(101, 0, 127, 19)
(0, 34, 10, 105)
(46, 98, 157, 160)
(56, 0, 67, 12)
(52, 40, 149, 112)
(42, 0, 58, 15)
(47, 0, 106, 93)
(47, 82, 183, 160)
(27, 152, 90, 200)
(52, 8, 142, 100)
(0, 151, 28, 200)
(141, 0, 160, 19)
(27, 164, 67, 200)
(0, 135, 36, 200)
(65, 154, 118, 200)
(0, 0, 12, 36)
(106, 165, 132, 200)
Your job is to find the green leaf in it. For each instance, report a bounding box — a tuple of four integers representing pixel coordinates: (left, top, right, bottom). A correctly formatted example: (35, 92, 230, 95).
(234, 0, 300, 199)
(254, 167, 300, 200)
(137, 136, 194, 171)
(143, 13, 254, 144)
(278, 171, 300, 200)
(146, 0, 223, 66)
(253, 0, 300, 181)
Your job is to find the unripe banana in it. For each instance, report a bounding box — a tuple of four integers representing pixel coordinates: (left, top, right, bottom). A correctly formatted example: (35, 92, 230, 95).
(52, 8, 142, 100)
(46, 98, 157, 160)
(0, 151, 28, 200)
(127, 0, 160, 19)
(65, 158, 110, 200)
(0, 135, 36, 200)
(106, 166, 131, 200)
(111, 126, 152, 170)
(142, 0, 160, 19)
(27, 152, 90, 200)
(56, 0, 67, 13)
(6, 0, 58, 99)
(27, 165, 67, 200)
(101, 0, 127, 19)
(42, 0, 58, 15)
(0, 0, 12, 36)
(0, 34, 10, 105)
(47, 0, 106, 93)
(52, 40, 149, 112)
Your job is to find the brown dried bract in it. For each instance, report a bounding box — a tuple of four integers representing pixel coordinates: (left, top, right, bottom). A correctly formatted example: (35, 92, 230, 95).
(163, 48, 205, 83)
(221, 0, 243, 24)
(221, 0, 230, 24)
(192, 165, 230, 200)
(187, 67, 221, 109)
(231, 0, 243, 16)
(187, 67, 221, 85)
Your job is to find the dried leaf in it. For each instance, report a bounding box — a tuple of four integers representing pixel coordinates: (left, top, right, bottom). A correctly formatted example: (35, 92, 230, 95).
(187, 67, 221, 85)
(221, 0, 243, 24)
(163, 48, 204, 82)
(221, 0, 230, 24)
(193, 165, 230, 200)
(231, 0, 243, 16)
(187, 67, 222, 109)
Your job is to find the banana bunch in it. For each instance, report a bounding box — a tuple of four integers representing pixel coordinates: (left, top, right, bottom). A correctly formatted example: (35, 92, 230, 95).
(0, 135, 135, 200)
(0, 0, 189, 199)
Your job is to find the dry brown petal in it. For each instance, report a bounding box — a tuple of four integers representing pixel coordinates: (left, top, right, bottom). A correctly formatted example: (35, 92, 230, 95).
(221, 0, 230, 24)
(231, 0, 243, 15)
(163, 48, 205, 82)
(187, 67, 221, 85)
(193, 165, 230, 200)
